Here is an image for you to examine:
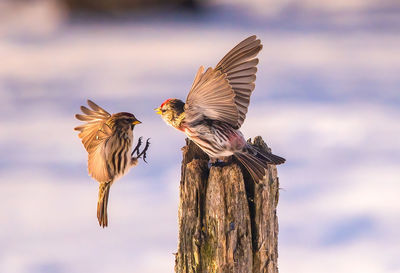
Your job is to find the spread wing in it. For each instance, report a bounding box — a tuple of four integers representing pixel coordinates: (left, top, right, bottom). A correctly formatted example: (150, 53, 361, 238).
(215, 35, 262, 128)
(185, 66, 239, 127)
(74, 100, 113, 183)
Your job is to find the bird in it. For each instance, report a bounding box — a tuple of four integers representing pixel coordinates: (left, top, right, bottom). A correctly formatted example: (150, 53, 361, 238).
(155, 35, 285, 183)
(75, 100, 150, 227)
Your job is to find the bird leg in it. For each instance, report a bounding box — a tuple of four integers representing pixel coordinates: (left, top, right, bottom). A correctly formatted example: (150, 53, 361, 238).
(131, 137, 143, 157)
(133, 138, 150, 163)
(208, 156, 233, 168)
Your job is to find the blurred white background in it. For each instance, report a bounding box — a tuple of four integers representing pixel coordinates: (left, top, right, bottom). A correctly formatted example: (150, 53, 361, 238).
(1, 0, 400, 272)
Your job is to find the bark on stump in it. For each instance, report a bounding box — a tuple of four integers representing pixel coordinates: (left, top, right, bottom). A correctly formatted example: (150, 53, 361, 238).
(175, 136, 280, 273)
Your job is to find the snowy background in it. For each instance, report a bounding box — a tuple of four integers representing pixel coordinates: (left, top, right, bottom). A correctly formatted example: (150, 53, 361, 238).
(1, 0, 400, 272)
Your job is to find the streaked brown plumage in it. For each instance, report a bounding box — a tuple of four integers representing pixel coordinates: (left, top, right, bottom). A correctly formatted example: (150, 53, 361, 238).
(75, 100, 149, 227)
(156, 35, 285, 183)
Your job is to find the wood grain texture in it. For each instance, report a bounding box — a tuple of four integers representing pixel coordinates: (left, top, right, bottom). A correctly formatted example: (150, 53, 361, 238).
(175, 136, 280, 273)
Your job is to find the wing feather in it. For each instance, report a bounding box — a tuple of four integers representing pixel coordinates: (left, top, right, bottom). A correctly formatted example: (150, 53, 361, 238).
(184, 35, 262, 129)
(185, 67, 239, 127)
(227, 67, 257, 78)
(215, 35, 258, 67)
(215, 35, 262, 128)
(74, 100, 112, 183)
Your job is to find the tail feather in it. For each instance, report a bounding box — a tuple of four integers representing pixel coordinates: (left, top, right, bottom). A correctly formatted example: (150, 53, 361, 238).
(97, 182, 111, 228)
(235, 152, 267, 182)
(235, 147, 285, 182)
(254, 147, 286, 165)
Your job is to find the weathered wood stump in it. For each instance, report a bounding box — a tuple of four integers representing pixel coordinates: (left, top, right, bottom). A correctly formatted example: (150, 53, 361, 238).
(175, 136, 280, 273)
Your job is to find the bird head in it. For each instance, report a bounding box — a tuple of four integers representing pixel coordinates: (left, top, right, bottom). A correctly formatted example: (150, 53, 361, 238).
(109, 112, 141, 130)
(155, 98, 185, 128)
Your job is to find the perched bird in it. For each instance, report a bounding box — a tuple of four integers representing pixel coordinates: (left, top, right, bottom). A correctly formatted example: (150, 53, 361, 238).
(75, 100, 150, 227)
(155, 35, 285, 182)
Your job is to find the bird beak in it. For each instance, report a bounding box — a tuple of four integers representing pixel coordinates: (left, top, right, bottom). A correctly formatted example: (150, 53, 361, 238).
(154, 107, 162, 115)
(132, 119, 142, 125)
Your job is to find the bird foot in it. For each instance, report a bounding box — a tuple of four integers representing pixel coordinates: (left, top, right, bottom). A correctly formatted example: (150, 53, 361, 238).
(132, 137, 143, 156)
(208, 159, 231, 168)
(132, 137, 150, 163)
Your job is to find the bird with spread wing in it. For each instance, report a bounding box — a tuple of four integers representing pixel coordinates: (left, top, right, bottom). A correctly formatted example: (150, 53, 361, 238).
(155, 35, 285, 182)
(75, 100, 150, 227)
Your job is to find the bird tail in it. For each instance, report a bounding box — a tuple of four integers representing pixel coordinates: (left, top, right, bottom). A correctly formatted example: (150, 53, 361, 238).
(254, 146, 286, 165)
(234, 146, 285, 183)
(97, 182, 111, 228)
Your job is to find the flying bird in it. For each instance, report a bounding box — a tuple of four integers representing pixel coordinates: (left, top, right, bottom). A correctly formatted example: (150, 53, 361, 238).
(155, 35, 285, 182)
(75, 100, 150, 227)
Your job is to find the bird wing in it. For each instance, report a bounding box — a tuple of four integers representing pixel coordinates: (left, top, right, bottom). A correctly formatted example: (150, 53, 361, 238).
(184, 66, 239, 127)
(214, 35, 262, 128)
(75, 100, 113, 183)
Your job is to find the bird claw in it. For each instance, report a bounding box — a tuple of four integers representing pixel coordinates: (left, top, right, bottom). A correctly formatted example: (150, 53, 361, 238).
(208, 159, 230, 168)
(131, 137, 143, 157)
(133, 138, 150, 163)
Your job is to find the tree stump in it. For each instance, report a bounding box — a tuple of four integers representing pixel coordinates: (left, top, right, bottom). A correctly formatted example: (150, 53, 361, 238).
(175, 136, 280, 273)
